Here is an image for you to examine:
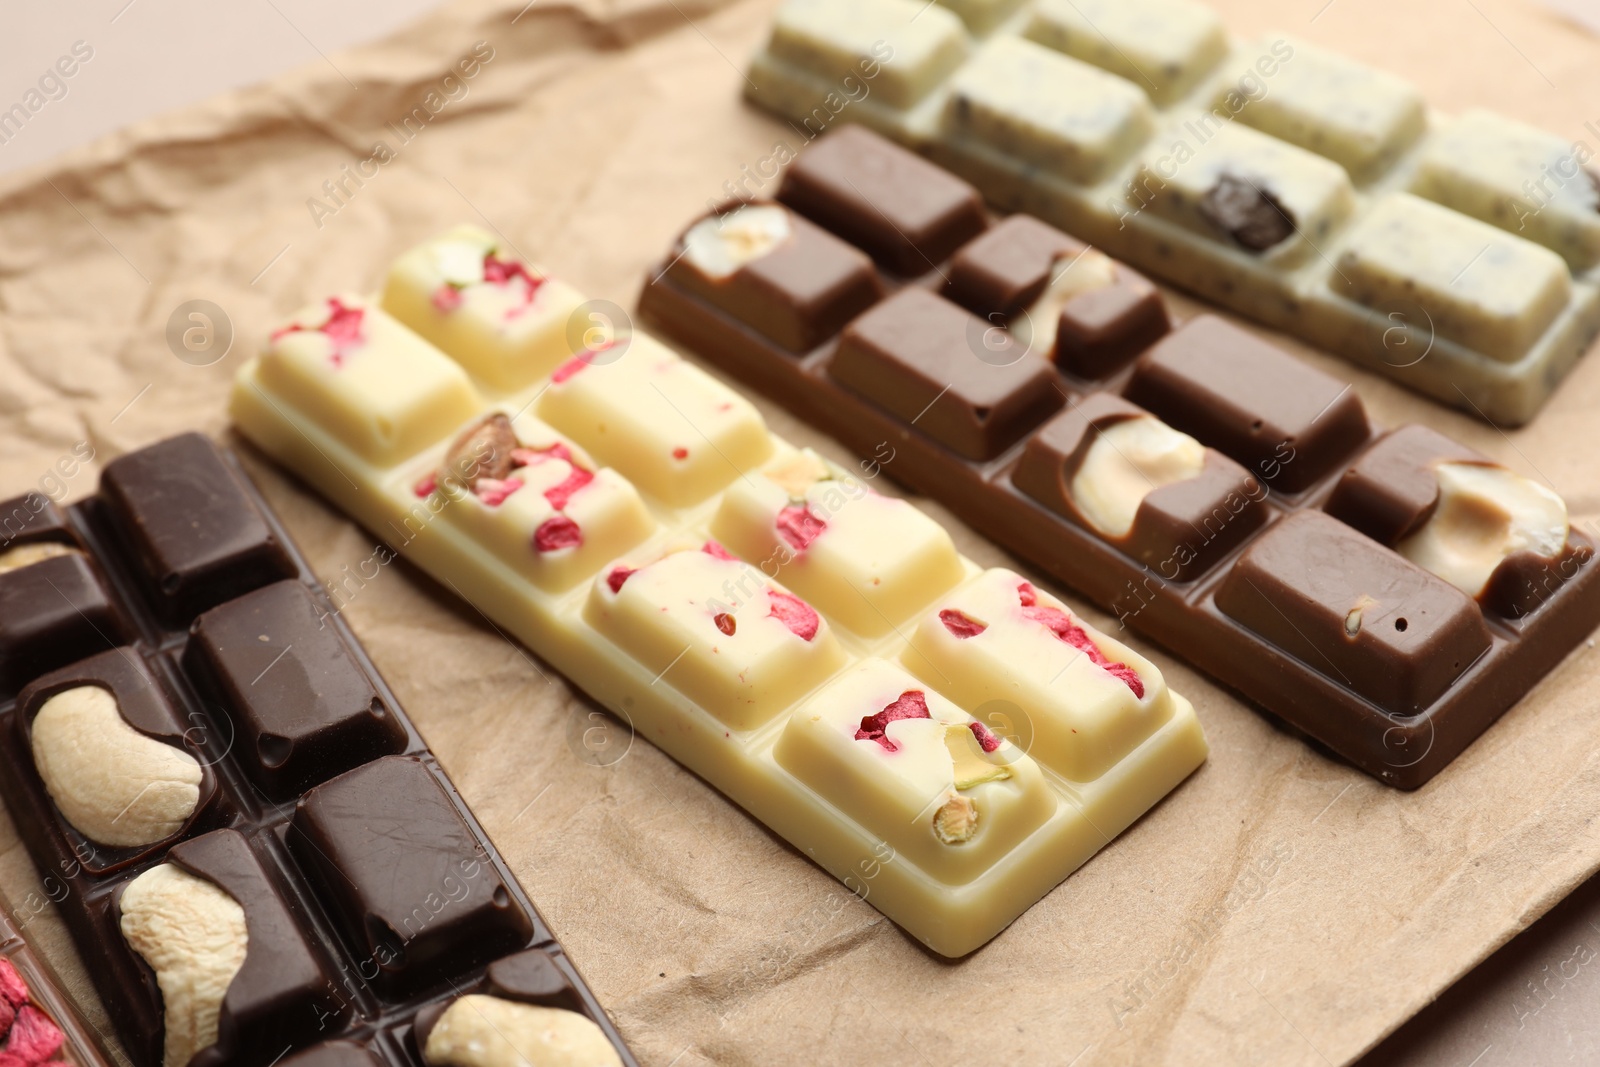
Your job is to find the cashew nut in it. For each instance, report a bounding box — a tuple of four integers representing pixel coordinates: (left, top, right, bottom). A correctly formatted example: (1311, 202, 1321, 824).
(120, 864, 249, 1067)
(30, 686, 202, 847)
(0, 541, 76, 574)
(424, 995, 622, 1067)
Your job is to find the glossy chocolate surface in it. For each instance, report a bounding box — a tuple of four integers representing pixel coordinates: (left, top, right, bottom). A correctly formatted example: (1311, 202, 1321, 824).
(639, 127, 1600, 788)
(185, 580, 407, 798)
(777, 124, 987, 275)
(289, 756, 533, 995)
(0, 434, 636, 1066)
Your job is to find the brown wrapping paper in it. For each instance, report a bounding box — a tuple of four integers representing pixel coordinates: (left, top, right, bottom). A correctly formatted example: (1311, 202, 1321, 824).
(1, 0, 1598, 1063)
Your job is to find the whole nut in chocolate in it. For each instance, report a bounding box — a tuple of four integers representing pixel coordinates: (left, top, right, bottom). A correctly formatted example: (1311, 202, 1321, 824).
(29, 686, 202, 847)
(423, 995, 622, 1067)
(119, 864, 249, 1067)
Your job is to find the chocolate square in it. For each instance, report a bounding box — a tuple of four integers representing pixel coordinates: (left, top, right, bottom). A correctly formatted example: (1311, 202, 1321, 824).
(1325, 424, 1595, 619)
(944, 215, 1087, 318)
(112, 829, 348, 1067)
(0, 492, 74, 548)
(1124, 316, 1371, 492)
(100, 432, 296, 623)
(0, 550, 127, 697)
(942, 216, 1168, 378)
(829, 289, 1063, 461)
(665, 203, 883, 353)
(777, 125, 987, 276)
(1325, 425, 1488, 545)
(1012, 394, 1266, 580)
(184, 581, 409, 799)
(15, 648, 221, 873)
(288, 756, 534, 995)
(1214, 511, 1493, 715)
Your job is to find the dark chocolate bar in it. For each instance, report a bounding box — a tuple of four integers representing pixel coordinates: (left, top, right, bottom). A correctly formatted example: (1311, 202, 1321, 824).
(639, 128, 1600, 789)
(0, 433, 636, 1066)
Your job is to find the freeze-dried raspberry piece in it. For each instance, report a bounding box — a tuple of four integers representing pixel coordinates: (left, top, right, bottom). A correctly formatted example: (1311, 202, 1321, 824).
(767, 590, 819, 641)
(938, 609, 987, 639)
(431, 284, 463, 312)
(270, 297, 367, 364)
(855, 690, 932, 752)
(0, 996, 14, 1038)
(606, 566, 636, 594)
(551, 356, 591, 383)
(3, 1004, 64, 1062)
(776, 506, 826, 552)
(702, 541, 736, 561)
(475, 477, 524, 507)
(968, 721, 1003, 753)
(543, 467, 594, 511)
(534, 516, 582, 553)
(0, 960, 29, 1007)
(1016, 583, 1144, 698)
(413, 472, 438, 498)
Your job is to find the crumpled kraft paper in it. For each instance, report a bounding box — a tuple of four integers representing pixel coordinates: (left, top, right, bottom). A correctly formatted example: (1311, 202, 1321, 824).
(1, 0, 1598, 1064)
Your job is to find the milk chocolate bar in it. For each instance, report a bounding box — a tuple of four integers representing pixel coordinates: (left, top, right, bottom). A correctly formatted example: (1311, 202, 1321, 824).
(637, 131, 1600, 788)
(0, 434, 634, 1067)
(742, 0, 1600, 425)
(228, 228, 1210, 957)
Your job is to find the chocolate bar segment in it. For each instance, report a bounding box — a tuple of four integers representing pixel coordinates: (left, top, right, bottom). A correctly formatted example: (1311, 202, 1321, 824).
(830, 288, 1063, 460)
(1215, 512, 1492, 715)
(0, 434, 636, 1066)
(1124, 316, 1371, 492)
(777, 124, 987, 275)
(642, 130, 1600, 788)
(237, 234, 1211, 957)
(745, 2, 1600, 425)
(288, 756, 534, 995)
(100, 432, 296, 623)
(662, 202, 882, 353)
(185, 580, 408, 799)
(1012, 394, 1266, 580)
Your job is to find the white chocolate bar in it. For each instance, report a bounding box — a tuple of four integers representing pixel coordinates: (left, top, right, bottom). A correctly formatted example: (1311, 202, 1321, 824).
(744, 0, 1600, 425)
(231, 235, 1208, 958)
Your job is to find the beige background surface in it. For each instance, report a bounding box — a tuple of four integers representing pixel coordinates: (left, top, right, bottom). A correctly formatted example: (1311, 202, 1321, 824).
(2, 1, 1600, 1065)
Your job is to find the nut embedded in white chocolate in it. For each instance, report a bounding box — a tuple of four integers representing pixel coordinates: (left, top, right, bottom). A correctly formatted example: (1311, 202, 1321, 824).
(120, 864, 249, 1067)
(423, 995, 622, 1067)
(30, 686, 202, 847)
(681, 204, 793, 279)
(1070, 416, 1206, 538)
(1398, 462, 1569, 597)
(0, 541, 77, 575)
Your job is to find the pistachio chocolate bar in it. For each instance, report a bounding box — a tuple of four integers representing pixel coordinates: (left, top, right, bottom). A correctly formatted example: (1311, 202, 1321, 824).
(742, 0, 1600, 425)
(637, 128, 1600, 788)
(0, 434, 634, 1067)
(229, 226, 1209, 958)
